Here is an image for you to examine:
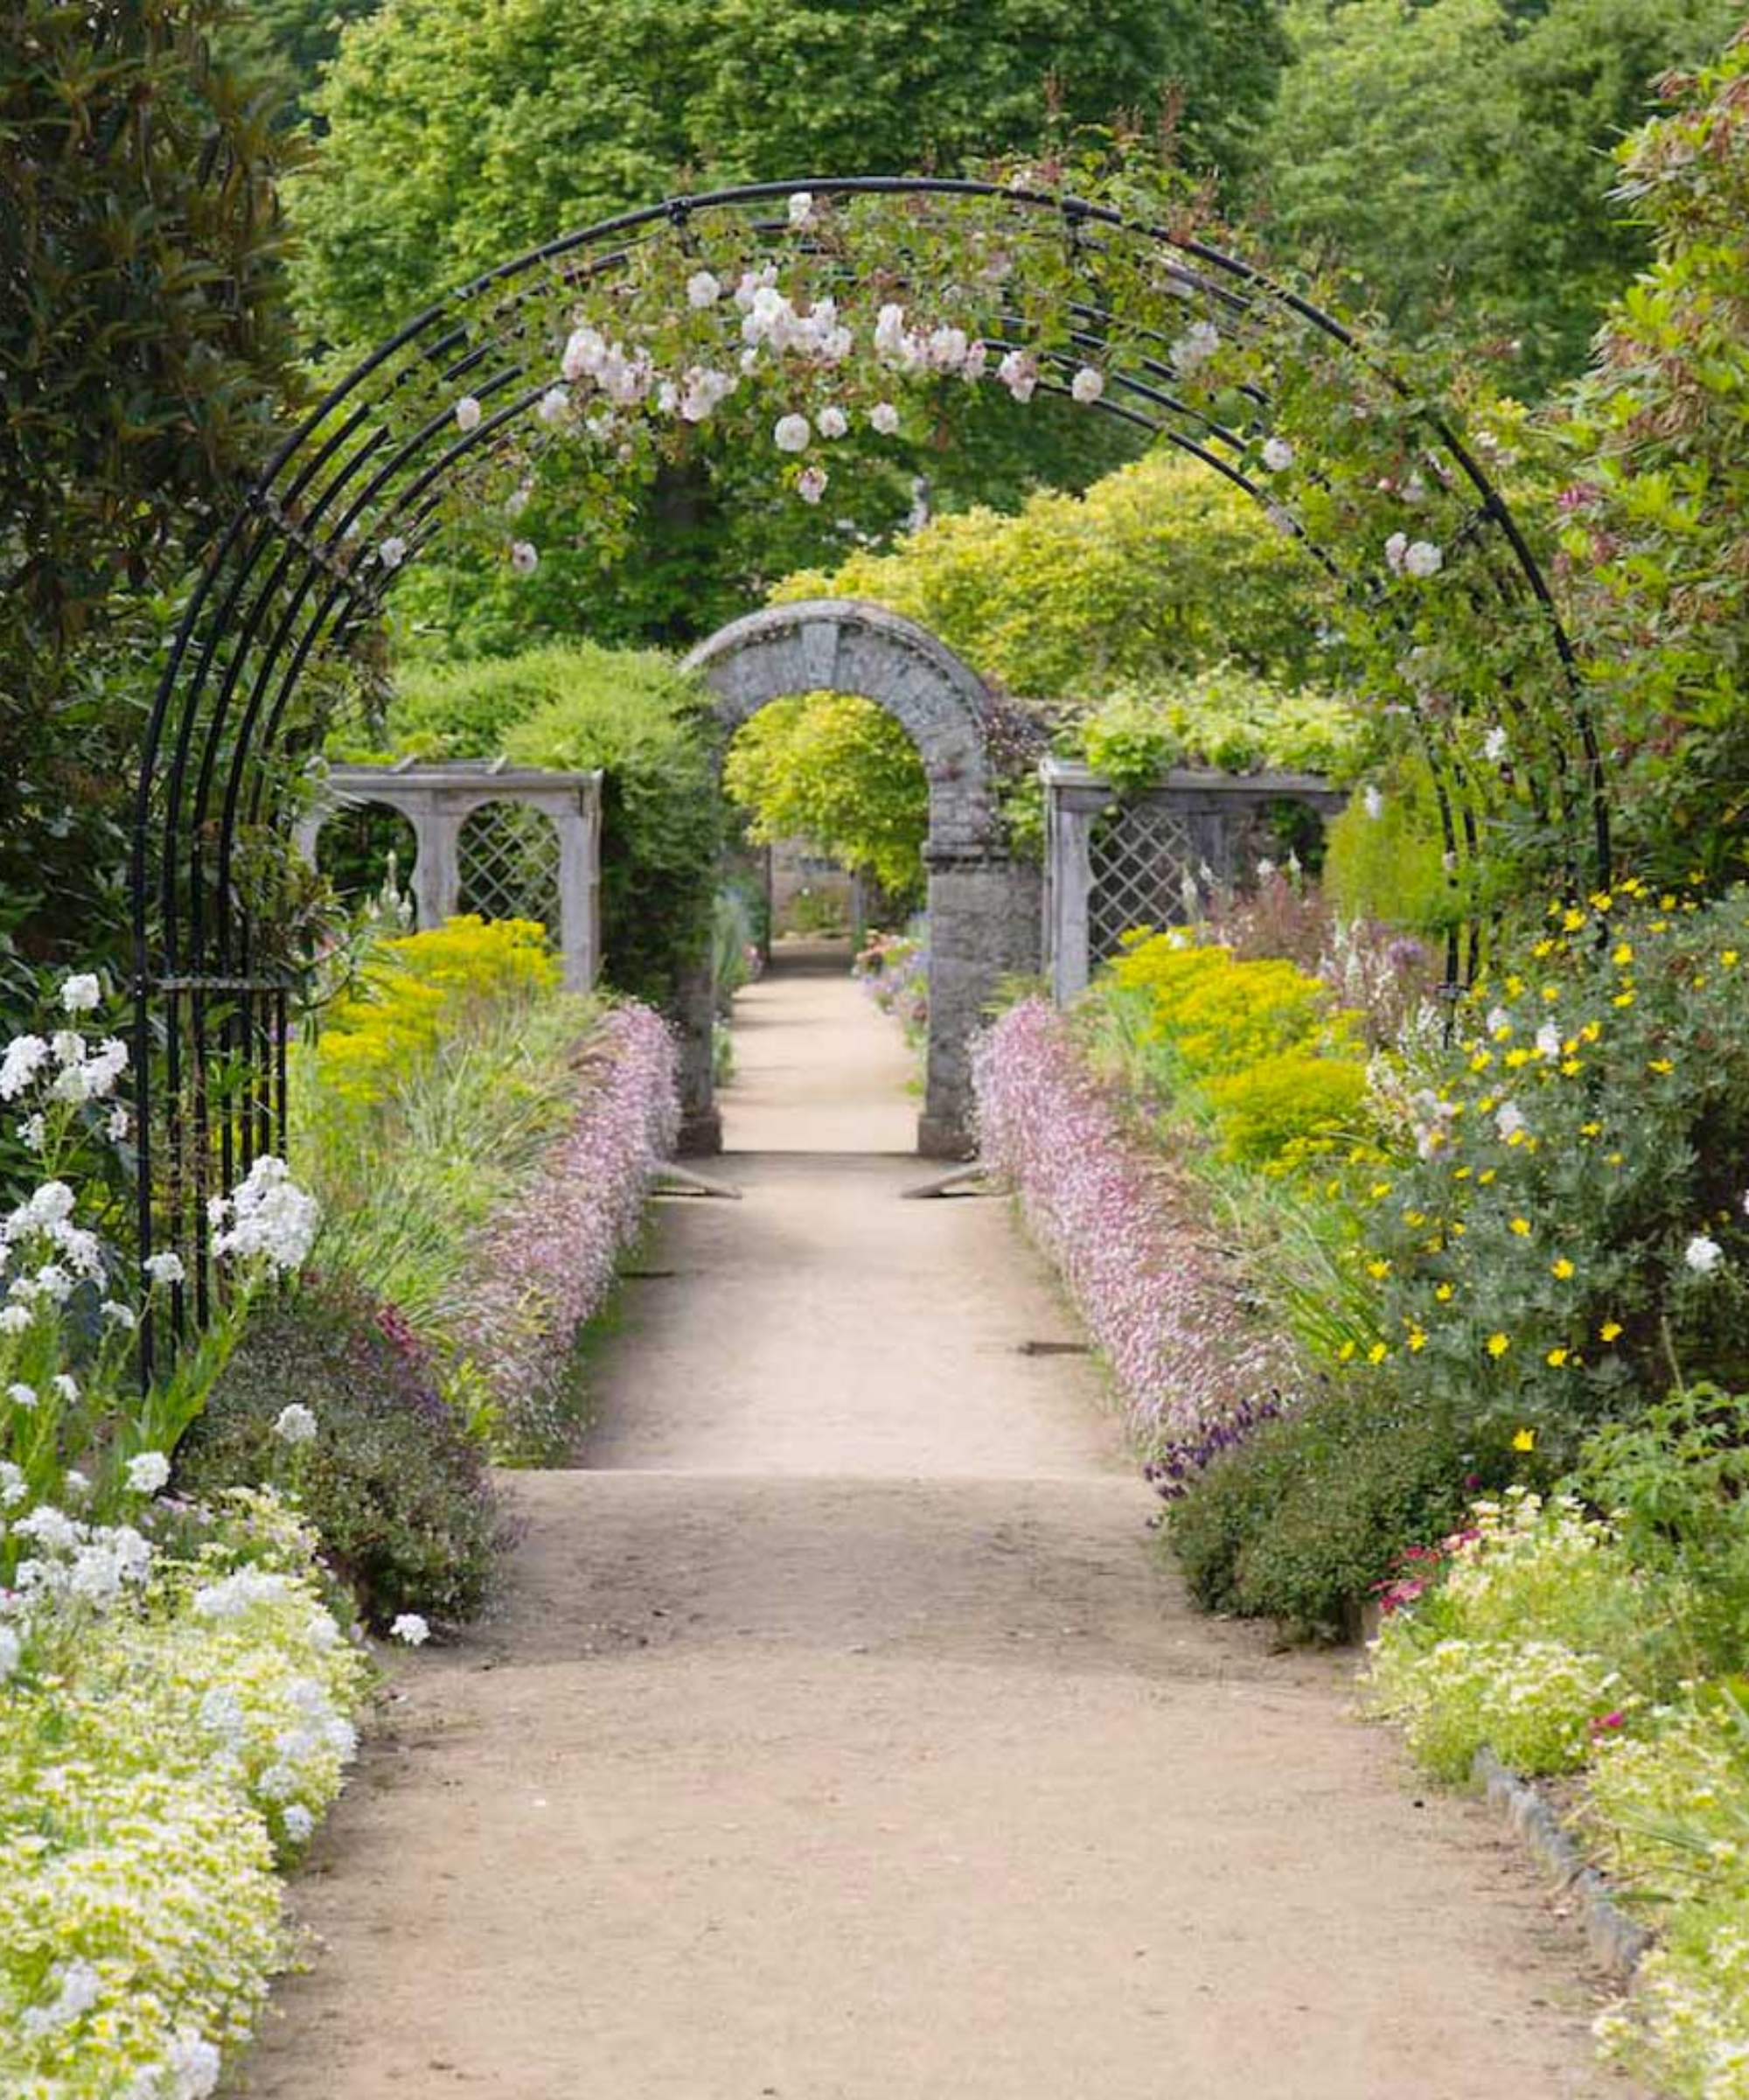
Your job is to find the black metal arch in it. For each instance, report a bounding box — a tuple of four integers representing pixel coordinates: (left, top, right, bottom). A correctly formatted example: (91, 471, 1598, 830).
(130, 173, 1606, 1342)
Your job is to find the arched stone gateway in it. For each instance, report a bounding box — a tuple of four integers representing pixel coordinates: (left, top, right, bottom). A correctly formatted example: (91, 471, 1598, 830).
(679, 599, 1040, 1159)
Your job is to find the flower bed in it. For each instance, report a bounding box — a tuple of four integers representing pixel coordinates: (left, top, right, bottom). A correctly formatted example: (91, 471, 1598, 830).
(972, 996, 1298, 1475)
(1, 1492, 370, 2099)
(455, 1001, 679, 1458)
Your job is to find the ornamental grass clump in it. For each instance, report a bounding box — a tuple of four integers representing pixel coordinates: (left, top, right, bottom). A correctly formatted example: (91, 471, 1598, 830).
(973, 996, 1299, 1472)
(456, 1001, 679, 1461)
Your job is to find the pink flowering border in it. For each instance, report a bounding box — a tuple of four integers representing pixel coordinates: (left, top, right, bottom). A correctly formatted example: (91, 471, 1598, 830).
(973, 998, 1300, 1490)
(456, 1002, 679, 1453)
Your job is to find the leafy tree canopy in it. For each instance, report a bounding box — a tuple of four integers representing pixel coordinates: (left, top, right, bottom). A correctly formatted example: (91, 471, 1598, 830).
(1255, 0, 1744, 392)
(293, 0, 1286, 348)
(773, 449, 1335, 699)
(1559, 24, 1749, 883)
(724, 695, 929, 904)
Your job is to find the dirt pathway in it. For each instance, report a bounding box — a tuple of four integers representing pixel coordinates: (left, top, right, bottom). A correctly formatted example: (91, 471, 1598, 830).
(240, 955, 1634, 2100)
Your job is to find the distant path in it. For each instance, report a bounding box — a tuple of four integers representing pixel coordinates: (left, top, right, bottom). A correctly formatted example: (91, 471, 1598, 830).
(240, 954, 1632, 2100)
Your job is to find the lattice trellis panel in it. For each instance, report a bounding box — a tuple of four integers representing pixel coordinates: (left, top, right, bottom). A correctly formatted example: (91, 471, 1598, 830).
(1089, 805, 1219, 964)
(457, 799, 561, 931)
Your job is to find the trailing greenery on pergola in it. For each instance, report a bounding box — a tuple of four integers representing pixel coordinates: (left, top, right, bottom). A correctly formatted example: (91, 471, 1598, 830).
(130, 161, 1607, 1336)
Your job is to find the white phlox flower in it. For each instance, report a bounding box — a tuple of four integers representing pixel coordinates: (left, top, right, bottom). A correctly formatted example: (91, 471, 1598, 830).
(274, 1403, 318, 1446)
(60, 973, 102, 1013)
(144, 1250, 186, 1287)
(0, 1034, 49, 1099)
(20, 1957, 101, 2039)
(391, 1612, 430, 1646)
(1686, 1235, 1724, 1275)
(1362, 785, 1384, 820)
(126, 1450, 171, 1496)
(1485, 725, 1509, 763)
(208, 1156, 319, 1273)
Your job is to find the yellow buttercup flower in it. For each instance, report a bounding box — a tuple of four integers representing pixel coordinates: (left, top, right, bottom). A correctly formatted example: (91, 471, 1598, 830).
(1551, 1258, 1575, 1280)
(1649, 1057, 1674, 1076)
(1367, 1259, 1391, 1280)
(1407, 1329, 1428, 1352)
(1725, 950, 1740, 968)
(1562, 909, 1587, 932)
(1488, 1332, 1511, 1358)
(1434, 1283, 1455, 1302)
(1613, 943, 1634, 966)
(1338, 1341, 1356, 1363)
(1479, 1169, 1497, 1185)
(1546, 1348, 1570, 1369)
(1600, 1321, 1624, 1343)
(1580, 1120, 1603, 1137)
(1613, 990, 1636, 1008)
(1512, 1427, 1536, 1450)
(1368, 1342, 1389, 1366)
(1591, 892, 1613, 913)
(1509, 1217, 1532, 1238)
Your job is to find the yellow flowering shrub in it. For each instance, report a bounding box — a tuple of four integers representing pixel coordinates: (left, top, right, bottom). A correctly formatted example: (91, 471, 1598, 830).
(1103, 931, 1367, 1162)
(1204, 1050, 1369, 1165)
(315, 916, 558, 1106)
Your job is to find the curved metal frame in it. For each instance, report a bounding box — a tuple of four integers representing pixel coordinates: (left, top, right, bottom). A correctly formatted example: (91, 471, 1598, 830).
(129, 174, 1606, 1349)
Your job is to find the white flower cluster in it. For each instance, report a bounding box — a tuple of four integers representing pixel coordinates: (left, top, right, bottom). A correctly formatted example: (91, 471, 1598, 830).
(1, 1022, 127, 1106)
(1384, 530, 1445, 579)
(206, 1155, 319, 1275)
(0, 1496, 369, 2098)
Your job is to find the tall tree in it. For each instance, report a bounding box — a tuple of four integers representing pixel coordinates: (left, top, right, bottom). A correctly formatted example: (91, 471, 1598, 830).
(292, 0, 1286, 348)
(1255, 0, 1743, 390)
(0, 0, 306, 979)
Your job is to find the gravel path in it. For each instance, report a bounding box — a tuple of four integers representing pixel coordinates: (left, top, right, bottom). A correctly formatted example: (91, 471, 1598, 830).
(238, 956, 1636, 2099)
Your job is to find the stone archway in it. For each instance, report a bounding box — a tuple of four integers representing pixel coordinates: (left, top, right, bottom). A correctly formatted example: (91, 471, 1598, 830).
(677, 598, 1040, 1159)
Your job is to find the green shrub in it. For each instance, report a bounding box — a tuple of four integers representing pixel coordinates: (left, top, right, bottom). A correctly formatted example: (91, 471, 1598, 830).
(1359, 883, 1749, 1470)
(1166, 1376, 1474, 1637)
(178, 1284, 502, 1629)
(370, 642, 721, 1008)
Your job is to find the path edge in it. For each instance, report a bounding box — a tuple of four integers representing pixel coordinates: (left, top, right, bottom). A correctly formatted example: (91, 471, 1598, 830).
(1470, 1745, 1652, 1981)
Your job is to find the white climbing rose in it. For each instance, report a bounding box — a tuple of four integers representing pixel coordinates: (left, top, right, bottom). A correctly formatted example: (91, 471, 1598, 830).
(773, 414, 812, 454)
(1070, 365, 1104, 404)
(1261, 436, 1294, 472)
(510, 541, 540, 576)
(869, 401, 900, 436)
(454, 395, 482, 433)
(817, 406, 848, 440)
(797, 466, 829, 505)
(686, 269, 721, 309)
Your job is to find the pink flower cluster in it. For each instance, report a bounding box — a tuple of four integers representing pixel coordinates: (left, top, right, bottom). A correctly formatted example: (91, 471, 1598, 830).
(456, 1003, 679, 1455)
(973, 999, 1300, 1485)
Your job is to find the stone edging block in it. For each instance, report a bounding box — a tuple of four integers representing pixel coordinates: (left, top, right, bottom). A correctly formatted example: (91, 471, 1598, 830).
(1470, 1745, 1651, 1981)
